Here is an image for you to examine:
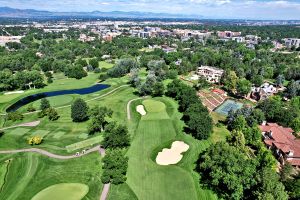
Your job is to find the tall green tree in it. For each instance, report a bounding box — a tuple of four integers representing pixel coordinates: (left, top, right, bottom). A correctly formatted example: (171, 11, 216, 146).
(71, 98, 89, 122)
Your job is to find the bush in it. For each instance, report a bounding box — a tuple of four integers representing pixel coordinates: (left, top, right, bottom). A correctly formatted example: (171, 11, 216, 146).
(7, 111, 23, 121)
(40, 98, 50, 111)
(28, 136, 43, 145)
(27, 105, 36, 112)
(48, 108, 60, 121)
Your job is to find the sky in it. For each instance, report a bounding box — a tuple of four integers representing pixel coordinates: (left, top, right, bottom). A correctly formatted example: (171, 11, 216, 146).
(0, 0, 300, 20)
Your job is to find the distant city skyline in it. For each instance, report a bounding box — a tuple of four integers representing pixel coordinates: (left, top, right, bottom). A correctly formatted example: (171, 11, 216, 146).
(0, 0, 300, 20)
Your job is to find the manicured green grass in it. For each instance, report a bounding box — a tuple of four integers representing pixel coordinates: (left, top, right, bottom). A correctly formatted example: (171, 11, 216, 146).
(78, 133, 89, 139)
(32, 95, 75, 109)
(65, 135, 103, 152)
(143, 99, 166, 113)
(0, 152, 102, 200)
(8, 127, 31, 136)
(31, 130, 50, 138)
(0, 159, 10, 191)
(32, 183, 89, 200)
(127, 98, 217, 200)
(107, 183, 138, 200)
(51, 131, 66, 139)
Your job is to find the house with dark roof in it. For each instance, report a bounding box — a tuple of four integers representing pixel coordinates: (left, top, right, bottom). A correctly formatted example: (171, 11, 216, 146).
(259, 123, 300, 167)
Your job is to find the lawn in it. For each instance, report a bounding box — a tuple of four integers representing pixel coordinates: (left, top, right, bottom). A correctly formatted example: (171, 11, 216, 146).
(65, 135, 103, 152)
(0, 152, 102, 200)
(126, 98, 218, 200)
(32, 183, 89, 200)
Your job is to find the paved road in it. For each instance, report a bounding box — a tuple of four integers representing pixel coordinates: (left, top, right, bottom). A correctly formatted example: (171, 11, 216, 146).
(100, 183, 111, 200)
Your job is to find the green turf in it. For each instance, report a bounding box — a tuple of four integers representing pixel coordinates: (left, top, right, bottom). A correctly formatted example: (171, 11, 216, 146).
(32, 95, 75, 109)
(107, 183, 138, 200)
(8, 127, 31, 136)
(127, 98, 217, 200)
(0, 153, 102, 200)
(65, 135, 103, 152)
(0, 160, 10, 192)
(78, 133, 89, 139)
(51, 131, 66, 139)
(142, 99, 166, 113)
(31, 130, 50, 138)
(32, 183, 89, 200)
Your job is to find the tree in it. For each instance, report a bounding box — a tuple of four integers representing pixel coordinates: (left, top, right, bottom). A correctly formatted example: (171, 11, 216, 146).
(89, 58, 99, 69)
(251, 75, 264, 87)
(230, 115, 247, 131)
(291, 117, 300, 133)
(28, 136, 43, 145)
(40, 98, 50, 111)
(88, 106, 113, 134)
(224, 70, 238, 93)
(252, 168, 288, 200)
(101, 149, 128, 185)
(152, 82, 165, 97)
(199, 142, 257, 200)
(287, 80, 300, 98)
(276, 74, 285, 87)
(48, 108, 59, 121)
(102, 122, 130, 149)
(237, 78, 251, 97)
(71, 98, 89, 122)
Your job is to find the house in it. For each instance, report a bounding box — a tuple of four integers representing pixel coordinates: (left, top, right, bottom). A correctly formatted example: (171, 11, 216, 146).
(259, 123, 300, 167)
(197, 66, 224, 83)
(284, 38, 300, 49)
(217, 31, 241, 38)
(250, 83, 277, 101)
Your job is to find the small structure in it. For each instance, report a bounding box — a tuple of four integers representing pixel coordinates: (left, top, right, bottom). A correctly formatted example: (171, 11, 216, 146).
(259, 123, 300, 167)
(197, 66, 224, 83)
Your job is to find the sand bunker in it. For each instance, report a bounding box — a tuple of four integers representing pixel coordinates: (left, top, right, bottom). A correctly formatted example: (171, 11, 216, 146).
(156, 141, 189, 166)
(136, 105, 146, 116)
(4, 91, 24, 95)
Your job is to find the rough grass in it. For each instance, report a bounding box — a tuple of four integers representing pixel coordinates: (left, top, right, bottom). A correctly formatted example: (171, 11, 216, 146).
(8, 127, 31, 136)
(32, 183, 89, 200)
(65, 135, 103, 152)
(51, 131, 66, 139)
(31, 130, 50, 138)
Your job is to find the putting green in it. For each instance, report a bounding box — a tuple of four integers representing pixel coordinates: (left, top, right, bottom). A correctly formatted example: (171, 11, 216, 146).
(31, 183, 89, 200)
(142, 100, 166, 113)
(32, 95, 74, 108)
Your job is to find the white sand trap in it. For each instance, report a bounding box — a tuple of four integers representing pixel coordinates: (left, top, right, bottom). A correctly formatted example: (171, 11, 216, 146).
(4, 91, 24, 95)
(136, 105, 146, 116)
(156, 141, 189, 166)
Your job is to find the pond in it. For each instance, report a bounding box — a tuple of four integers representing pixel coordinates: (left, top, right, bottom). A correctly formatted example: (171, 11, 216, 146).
(6, 84, 110, 112)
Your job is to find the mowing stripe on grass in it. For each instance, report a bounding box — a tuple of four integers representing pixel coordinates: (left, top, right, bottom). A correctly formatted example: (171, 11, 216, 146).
(65, 135, 103, 152)
(51, 131, 66, 139)
(31, 130, 50, 138)
(8, 127, 31, 136)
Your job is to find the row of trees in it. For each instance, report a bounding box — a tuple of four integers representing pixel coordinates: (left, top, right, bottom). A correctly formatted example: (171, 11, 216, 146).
(166, 79, 213, 140)
(70, 98, 130, 185)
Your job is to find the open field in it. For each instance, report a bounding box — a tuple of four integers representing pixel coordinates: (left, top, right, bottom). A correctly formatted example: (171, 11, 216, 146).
(32, 183, 89, 200)
(126, 98, 218, 200)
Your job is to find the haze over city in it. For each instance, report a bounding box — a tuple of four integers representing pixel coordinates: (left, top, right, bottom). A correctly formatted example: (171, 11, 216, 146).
(0, 0, 300, 19)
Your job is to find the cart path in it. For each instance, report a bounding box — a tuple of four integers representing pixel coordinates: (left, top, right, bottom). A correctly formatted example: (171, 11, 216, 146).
(0, 120, 40, 131)
(0, 85, 129, 116)
(0, 145, 105, 159)
(100, 183, 111, 200)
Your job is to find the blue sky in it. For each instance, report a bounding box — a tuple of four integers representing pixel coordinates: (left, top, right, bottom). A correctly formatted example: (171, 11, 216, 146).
(0, 0, 300, 19)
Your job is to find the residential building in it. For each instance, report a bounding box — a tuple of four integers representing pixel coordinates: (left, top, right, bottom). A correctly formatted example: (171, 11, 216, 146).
(250, 83, 278, 101)
(260, 123, 300, 167)
(0, 36, 24, 46)
(197, 66, 224, 83)
(284, 38, 300, 49)
(217, 31, 241, 38)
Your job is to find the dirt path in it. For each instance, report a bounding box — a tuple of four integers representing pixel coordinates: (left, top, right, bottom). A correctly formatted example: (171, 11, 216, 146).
(0, 121, 40, 131)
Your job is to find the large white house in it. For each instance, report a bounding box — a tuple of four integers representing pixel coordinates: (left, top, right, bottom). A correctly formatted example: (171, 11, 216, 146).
(197, 66, 224, 83)
(284, 38, 300, 49)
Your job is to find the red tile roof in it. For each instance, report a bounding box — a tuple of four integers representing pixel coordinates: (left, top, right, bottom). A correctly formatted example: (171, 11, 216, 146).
(259, 123, 300, 166)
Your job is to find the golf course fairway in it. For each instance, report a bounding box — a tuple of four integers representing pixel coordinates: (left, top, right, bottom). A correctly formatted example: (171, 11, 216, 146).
(31, 183, 89, 200)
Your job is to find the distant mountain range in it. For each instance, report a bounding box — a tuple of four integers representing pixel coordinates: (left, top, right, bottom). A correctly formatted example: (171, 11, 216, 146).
(0, 7, 202, 19)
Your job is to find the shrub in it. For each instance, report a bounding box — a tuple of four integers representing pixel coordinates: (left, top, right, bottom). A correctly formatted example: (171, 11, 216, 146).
(7, 111, 23, 121)
(28, 136, 43, 145)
